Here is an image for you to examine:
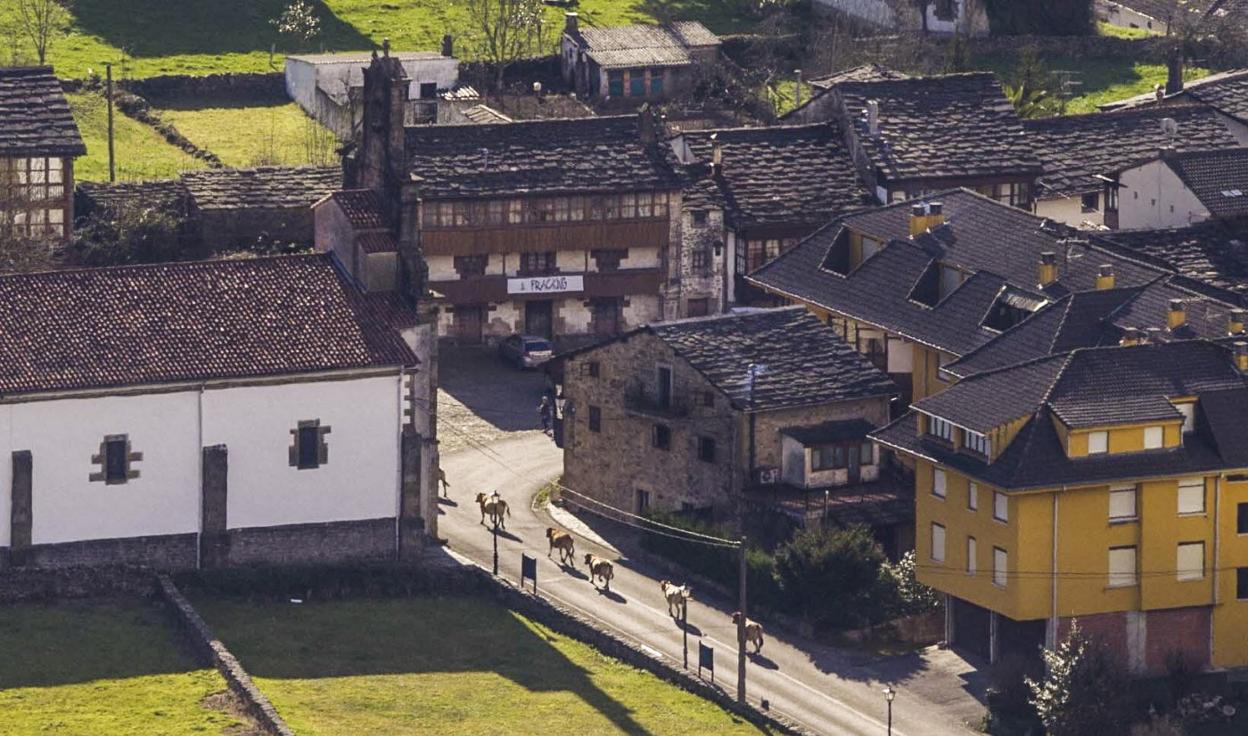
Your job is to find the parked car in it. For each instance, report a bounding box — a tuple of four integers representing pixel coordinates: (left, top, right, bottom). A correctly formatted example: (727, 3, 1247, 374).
(498, 334, 554, 369)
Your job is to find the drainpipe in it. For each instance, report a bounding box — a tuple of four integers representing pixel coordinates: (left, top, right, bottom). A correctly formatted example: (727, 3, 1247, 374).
(195, 383, 205, 570)
(1211, 474, 1222, 666)
(1050, 491, 1060, 650)
(395, 367, 406, 556)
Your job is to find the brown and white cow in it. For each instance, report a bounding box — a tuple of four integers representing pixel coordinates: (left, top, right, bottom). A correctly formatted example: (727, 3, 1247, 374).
(584, 553, 614, 590)
(732, 612, 764, 653)
(546, 527, 575, 564)
(660, 579, 692, 618)
(475, 492, 510, 529)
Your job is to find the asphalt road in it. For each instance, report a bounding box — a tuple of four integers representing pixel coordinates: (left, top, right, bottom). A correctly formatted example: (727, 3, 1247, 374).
(439, 432, 985, 736)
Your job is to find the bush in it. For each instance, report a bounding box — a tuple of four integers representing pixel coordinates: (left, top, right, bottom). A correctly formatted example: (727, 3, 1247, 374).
(883, 550, 941, 616)
(1028, 622, 1133, 736)
(70, 202, 186, 266)
(773, 524, 897, 629)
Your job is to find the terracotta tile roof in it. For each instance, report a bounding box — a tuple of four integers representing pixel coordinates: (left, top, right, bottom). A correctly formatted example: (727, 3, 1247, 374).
(0, 66, 86, 157)
(0, 254, 417, 396)
(322, 189, 388, 229)
(182, 166, 340, 211)
(1024, 104, 1241, 198)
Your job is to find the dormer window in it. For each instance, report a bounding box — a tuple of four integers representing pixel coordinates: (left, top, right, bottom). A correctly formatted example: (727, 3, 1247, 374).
(962, 430, 991, 457)
(1088, 430, 1108, 455)
(928, 416, 954, 442)
(1144, 426, 1164, 449)
(1173, 401, 1196, 434)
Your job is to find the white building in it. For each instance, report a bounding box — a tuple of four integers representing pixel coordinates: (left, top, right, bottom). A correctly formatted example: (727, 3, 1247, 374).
(1110, 147, 1248, 229)
(0, 254, 437, 571)
(813, 0, 990, 35)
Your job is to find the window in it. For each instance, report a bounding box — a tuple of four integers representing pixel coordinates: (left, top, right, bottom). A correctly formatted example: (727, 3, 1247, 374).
(650, 71, 663, 95)
(636, 489, 651, 514)
(1088, 430, 1108, 455)
(1177, 542, 1205, 581)
(90, 434, 140, 484)
(1239, 568, 1248, 600)
(812, 444, 846, 471)
(656, 366, 673, 409)
(588, 361, 600, 378)
(608, 71, 624, 97)
(592, 249, 627, 272)
(105, 438, 128, 483)
(686, 297, 710, 317)
(931, 523, 946, 562)
(968, 482, 979, 511)
(932, 468, 947, 498)
(701, 391, 714, 408)
(993, 491, 1008, 523)
(1144, 426, 1164, 449)
(1109, 486, 1137, 521)
(1081, 192, 1099, 213)
(928, 416, 954, 442)
(519, 251, 556, 275)
(619, 193, 637, 219)
(290, 420, 330, 470)
(690, 209, 708, 227)
(630, 71, 646, 96)
(1108, 546, 1138, 587)
(860, 442, 874, 466)
(967, 537, 977, 575)
(963, 430, 991, 457)
(1175, 402, 1196, 434)
(1178, 478, 1205, 515)
(453, 255, 487, 279)
(637, 192, 653, 218)
(1238, 502, 1248, 534)
(588, 405, 601, 433)
(652, 423, 671, 450)
(698, 436, 716, 462)
(993, 547, 1008, 588)
(691, 248, 710, 274)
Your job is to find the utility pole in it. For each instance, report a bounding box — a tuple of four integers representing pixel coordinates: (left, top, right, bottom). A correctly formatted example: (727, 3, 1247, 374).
(682, 602, 689, 669)
(492, 504, 500, 576)
(105, 63, 116, 183)
(737, 536, 747, 704)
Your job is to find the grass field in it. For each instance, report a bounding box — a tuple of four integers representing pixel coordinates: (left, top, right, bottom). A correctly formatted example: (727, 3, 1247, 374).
(193, 595, 772, 736)
(0, 598, 249, 735)
(1, 0, 760, 79)
(67, 91, 207, 182)
(160, 101, 338, 168)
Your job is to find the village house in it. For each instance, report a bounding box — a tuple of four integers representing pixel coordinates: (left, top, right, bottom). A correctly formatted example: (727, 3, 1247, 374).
(319, 47, 688, 346)
(1099, 220, 1248, 299)
(813, 0, 990, 35)
(0, 66, 86, 244)
(1108, 147, 1248, 230)
(1096, 0, 1246, 36)
(557, 307, 911, 551)
(1101, 67, 1248, 145)
(560, 14, 721, 104)
(784, 72, 1042, 209)
(0, 254, 438, 571)
(1024, 104, 1242, 228)
(872, 339, 1248, 672)
(668, 122, 874, 307)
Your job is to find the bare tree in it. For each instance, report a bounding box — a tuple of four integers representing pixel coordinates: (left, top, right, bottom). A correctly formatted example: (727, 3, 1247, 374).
(17, 0, 66, 66)
(465, 0, 544, 91)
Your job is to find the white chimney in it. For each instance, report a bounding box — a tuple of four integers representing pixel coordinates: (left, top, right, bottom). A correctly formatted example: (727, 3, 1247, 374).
(867, 100, 880, 137)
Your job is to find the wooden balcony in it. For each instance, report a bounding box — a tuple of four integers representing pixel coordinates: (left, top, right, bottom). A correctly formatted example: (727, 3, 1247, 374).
(421, 219, 670, 256)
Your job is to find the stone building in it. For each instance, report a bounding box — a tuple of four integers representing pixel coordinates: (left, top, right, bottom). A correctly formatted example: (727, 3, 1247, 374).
(0, 66, 86, 244)
(813, 0, 990, 35)
(0, 254, 438, 571)
(557, 308, 903, 538)
(1108, 147, 1248, 230)
(560, 14, 721, 104)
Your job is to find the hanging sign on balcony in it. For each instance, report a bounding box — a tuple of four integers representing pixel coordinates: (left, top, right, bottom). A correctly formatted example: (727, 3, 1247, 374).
(507, 274, 585, 295)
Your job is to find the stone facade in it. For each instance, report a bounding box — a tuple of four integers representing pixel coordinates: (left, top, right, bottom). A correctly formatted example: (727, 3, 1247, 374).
(675, 203, 727, 315)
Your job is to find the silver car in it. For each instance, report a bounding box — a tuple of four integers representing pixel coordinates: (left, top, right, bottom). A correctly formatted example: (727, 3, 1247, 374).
(498, 334, 553, 369)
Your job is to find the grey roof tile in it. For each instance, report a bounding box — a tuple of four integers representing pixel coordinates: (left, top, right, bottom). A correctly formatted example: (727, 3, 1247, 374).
(182, 166, 340, 211)
(575, 21, 718, 69)
(1160, 147, 1248, 219)
(0, 66, 85, 157)
(1099, 221, 1248, 296)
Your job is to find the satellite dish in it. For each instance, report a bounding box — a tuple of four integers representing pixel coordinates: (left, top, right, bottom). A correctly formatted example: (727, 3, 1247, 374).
(1160, 117, 1179, 136)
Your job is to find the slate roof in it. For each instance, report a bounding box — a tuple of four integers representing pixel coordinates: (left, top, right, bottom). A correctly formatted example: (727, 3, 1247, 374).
(574, 21, 719, 69)
(404, 115, 684, 198)
(77, 179, 190, 218)
(1100, 221, 1248, 296)
(1160, 147, 1248, 219)
(1023, 105, 1241, 198)
(1102, 68, 1248, 113)
(182, 166, 341, 211)
(319, 189, 388, 229)
(678, 123, 873, 228)
(809, 64, 910, 91)
(0, 254, 417, 397)
(0, 66, 86, 157)
(648, 307, 896, 411)
(835, 73, 1042, 183)
(873, 341, 1248, 489)
(780, 418, 878, 444)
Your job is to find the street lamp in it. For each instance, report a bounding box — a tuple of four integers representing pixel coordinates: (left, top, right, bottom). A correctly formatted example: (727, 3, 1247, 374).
(883, 685, 896, 736)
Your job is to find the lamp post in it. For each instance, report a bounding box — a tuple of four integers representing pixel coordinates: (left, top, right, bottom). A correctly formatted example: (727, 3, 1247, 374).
(883, 685, 896, 736)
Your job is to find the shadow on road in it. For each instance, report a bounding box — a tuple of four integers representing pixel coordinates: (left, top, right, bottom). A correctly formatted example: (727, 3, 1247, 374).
(437, 497, 458, 507)
(440, 346, 546, 433)
(557, 563, 590, 580)
(677, 619, 703, 637)
(594, 587, 628, 604)
(748, 652, 780, 671)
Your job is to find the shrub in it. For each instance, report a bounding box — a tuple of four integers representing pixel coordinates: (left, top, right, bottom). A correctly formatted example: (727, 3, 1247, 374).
(883, 550, 941, 616)
(1027, 622, 1133, 736)
(772, 524, 895, 629)
(70, 202, 186, 266)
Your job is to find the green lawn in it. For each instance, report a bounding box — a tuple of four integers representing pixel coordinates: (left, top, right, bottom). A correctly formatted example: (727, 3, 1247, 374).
(2, 0, 761, 79)
(1096, 20, 1155, 39)
(0, 598, 249, 735)
(160, 102, 339, 168)
(67, 91, 207, 182)
(193, 595, 772, 736)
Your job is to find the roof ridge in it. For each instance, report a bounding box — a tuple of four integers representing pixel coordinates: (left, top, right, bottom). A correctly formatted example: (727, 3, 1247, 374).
(406, 114, 639, 134)
(0, 252, 331, 282)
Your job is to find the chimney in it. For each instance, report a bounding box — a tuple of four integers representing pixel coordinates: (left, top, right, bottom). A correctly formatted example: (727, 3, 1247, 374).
(866, 100, 880, 137)
(1154, 83, 1164, 102)
(909, 204, 927, 237)
(1166, 52, 1184, 96)
(1038, 251, 1058, 287)
(710, 133, 722, 173)
(565, 11, 579, 34)
(1235, 341, 1248, 372)
(441, 34, 454, 58)
(1229, 308, 1246, 335)
(794, 68, 803, 109)
(1167, 298, 1186, 330)
(1096, 264, 1116, 290)
(638, 103, 656, 144)
(1120, 327, 1145, 346)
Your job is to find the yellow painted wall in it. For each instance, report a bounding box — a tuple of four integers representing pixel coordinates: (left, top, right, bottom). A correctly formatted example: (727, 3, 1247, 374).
(912, 344, 952, 401)
(1139, 476, 1214, 611)
(1214, 476, 1248, 668)
(1065, 421, 1183, 457)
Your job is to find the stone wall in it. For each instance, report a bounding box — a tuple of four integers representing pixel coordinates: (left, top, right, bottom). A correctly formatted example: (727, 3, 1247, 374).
(0, 564, 157, 603)
(121, 72, 288, 106)
(19, 533, 199, 571)
(219, 518, 397, 567)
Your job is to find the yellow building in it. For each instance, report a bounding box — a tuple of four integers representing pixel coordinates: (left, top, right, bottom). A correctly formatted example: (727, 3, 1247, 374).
(872, 339, 1248, 673)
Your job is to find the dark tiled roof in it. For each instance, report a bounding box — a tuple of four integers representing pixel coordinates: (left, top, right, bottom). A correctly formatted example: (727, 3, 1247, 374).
(182, 166, 341, 211)
(836, 73, 1042, 183)
(1161, 148, 1248, 219)
(1185, 68, 1248, 122)
(681, 175, 725, 210)
(0, 255, 417, 396)
(0, 66, 86, 157)
(321, 189, 388, 229)
(679, 123, 872, 228)
(1024, 105, 1241, 198)
(358, 232, 397, 253)
(780, 418, 878, 444)
(915, 354, 1070, 433)
(77, 179, 190, 218)
(405, 115, 684, 198)
(575, 22, 719, 69)
(809, 64, 910, 91)
(1100, 221, 1248, 296)
(650, 307, 896, 411)
(1201, 386, 1248, 466)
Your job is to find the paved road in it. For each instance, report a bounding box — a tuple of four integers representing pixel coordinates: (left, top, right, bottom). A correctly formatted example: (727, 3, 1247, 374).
(439, 432, 986, 736)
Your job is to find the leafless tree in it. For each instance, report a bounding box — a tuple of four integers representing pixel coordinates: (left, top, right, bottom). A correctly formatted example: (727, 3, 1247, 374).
(465, 0, 544, 91)
(16, 0, 66, 66)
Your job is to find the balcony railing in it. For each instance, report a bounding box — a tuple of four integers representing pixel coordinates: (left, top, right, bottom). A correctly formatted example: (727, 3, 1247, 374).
(623, 383, 690, 419)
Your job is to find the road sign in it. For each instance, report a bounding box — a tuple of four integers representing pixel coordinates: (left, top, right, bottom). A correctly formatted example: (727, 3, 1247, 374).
(698, 642, 714, 683)
(520, 553, 537, 593)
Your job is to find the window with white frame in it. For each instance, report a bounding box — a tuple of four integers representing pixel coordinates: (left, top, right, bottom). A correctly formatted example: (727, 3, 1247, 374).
(931, 523, 946, 562)
(993, 491, 1008, 523)
(1178, 478, 1205, 515)
(1174, 402, 1196, 434)
(1087, 430, 1108, 455)
(1108, 546, 1138, 588)
(1177, 542, 1205, 581)
(968, 482, 979, 511)
(1144, 425, 1164, 449)
(932, 468, 947, 498)
(967, 536, 977, 575)
(928, 415, 954, 442)
(963, 429, 992, 456)
(1109, 485, 1137, 521)
(993, 547, 1008, 587)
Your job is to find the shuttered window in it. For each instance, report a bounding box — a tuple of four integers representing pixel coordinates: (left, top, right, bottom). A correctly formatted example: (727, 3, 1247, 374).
(930, 523, 946, 563)
(1108, 546, 1137, 588)
(1178, 478, 1205, 515)
(1109, 486, 1137, 521)
(1177, 542, 1205, 581)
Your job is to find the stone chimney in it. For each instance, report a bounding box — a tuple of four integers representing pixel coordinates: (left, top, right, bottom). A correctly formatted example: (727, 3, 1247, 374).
(1229, 308, 1246, 336)
(1167, 298, 1186, 330)
(638, 103, 657, 144)
(565, 12, 579, 34)
(908, 202, 945, 237)
(1096, 264, 1116, 290)
(710, 133, 722, 173)
(1235, 341, 1248, 372)
(441, 34, 454, 58)
(358, 39, 411, 205)
(866, 100, 880, 137)
(1166, 52, 1184, 96)
(1038, 251, 1058, 287)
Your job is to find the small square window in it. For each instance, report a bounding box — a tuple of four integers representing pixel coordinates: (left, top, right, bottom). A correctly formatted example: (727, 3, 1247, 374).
(1081, 192, 1099, 213)
(1144, 426, 1164, 449)
(993, 491, 1009, 523)
(653, 423, 671, 451)
(1109, 546, 1138, 587)
(1238, 503, 1248, 534)
(1088, 431, 1108, 455)
(698, 436, 716, 462)
(931, 523, 946, 563)
(636, 489, 651, 514)
(290, 420, 330, 470)
(588, 405, 602, 433)
(691, 209, 708, 227)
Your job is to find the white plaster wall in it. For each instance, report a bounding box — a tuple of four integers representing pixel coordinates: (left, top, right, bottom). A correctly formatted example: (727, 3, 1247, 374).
(621, 246, 660, 269)
(1216, 112, 1248, 146)
(814, 0, 896, 27)
(1035, 196, 1103, 229)
(201, 375, 401, 530)
(556, 249, 589, 272)
(1097, 0, 1167, 33)
(624, 294, 662, 326)
(311, 57, 459, 102)
(1119, 160, 1212, 229)
(559, 298, 592, 333)
(426, 254, 458, 281)
(285, 59, 320, 115)
(3, 392, 202, 545)
(487, 302, 523, 337)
